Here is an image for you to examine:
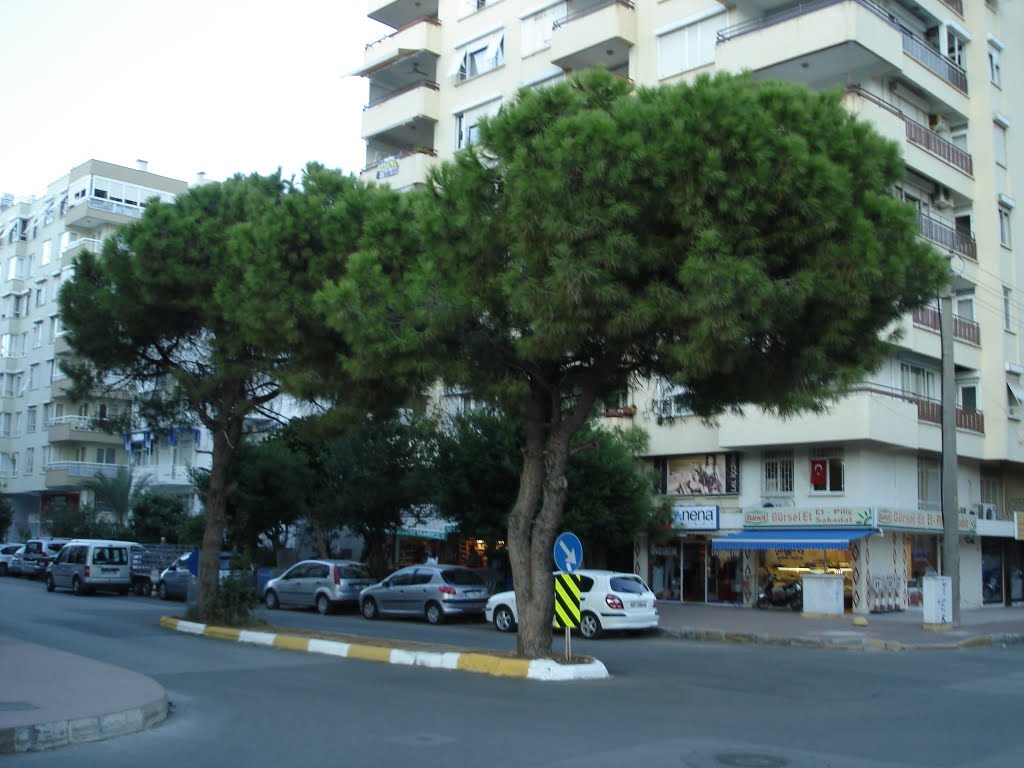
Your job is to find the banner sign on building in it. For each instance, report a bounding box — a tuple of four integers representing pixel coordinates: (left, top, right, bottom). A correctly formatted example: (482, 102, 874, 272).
(876, 508, 977, 534)
(376, 155, 400, 179)
(666, 453, 738, 496)
(672, 504, 720, 530)
(744, 507, 874, 528)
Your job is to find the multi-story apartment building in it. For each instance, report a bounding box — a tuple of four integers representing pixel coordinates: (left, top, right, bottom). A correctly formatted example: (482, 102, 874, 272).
(356, 0, 1022, 613)
(0, 160, 197, 539)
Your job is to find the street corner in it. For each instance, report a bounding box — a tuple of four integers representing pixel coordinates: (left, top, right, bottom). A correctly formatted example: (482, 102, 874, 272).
(158, 616, 610, 681)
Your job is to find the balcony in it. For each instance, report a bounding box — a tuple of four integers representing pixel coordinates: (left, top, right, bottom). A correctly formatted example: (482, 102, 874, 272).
(911, 305, 980, 345)
(59, 237, 104, 268)
(358, 17, 441, 78)
(551, 0, 636, 73)
(47, 415, 123, 445)
(359, 147, 438, 190)
(361, 80, 440, 148)
(369, 0, 438, 29)
(914, 397, 983, 433)
(64, 197, 144, 231)
(717, 1, 966, 102)
(918, 213, 976, 261)
(45, 461, 128, 490)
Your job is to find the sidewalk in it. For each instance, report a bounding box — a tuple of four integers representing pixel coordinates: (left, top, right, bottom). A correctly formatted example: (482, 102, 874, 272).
(0, 634, 168, 754)
(654, 600, 1024, 650)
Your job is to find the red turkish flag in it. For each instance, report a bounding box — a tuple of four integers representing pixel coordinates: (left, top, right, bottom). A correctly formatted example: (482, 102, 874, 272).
(810, 459, 827, 486)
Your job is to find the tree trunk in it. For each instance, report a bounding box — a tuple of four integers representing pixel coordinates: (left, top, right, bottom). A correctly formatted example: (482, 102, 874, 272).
(196, 412, 243, 616)
(364, 528, 391, 580)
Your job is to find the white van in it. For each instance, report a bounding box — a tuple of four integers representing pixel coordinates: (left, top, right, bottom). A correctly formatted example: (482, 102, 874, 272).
(46, 539, 138, 595)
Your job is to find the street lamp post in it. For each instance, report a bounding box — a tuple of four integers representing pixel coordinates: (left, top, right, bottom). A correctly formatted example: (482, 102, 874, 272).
(940, 286, 961, 625)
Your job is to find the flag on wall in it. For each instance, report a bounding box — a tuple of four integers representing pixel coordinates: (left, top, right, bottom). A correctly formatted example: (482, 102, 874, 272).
(810, 459, 827, 486)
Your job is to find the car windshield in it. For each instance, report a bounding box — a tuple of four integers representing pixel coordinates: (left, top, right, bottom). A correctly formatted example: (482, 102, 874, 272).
(341, 564, 371, 579)
(442, 569, 485, 586)
(609, 576, 649, 594)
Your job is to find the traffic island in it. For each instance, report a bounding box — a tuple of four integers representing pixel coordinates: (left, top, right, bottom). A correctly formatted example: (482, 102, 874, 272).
(159, 616, 609, 681)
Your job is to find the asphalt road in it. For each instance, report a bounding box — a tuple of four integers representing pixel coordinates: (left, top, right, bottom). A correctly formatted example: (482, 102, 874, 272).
(4, 575, 1024, 768)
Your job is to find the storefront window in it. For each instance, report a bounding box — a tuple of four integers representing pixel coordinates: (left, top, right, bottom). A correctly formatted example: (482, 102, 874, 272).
(762, 547, 853, 606)
(649, 542, 680, 599)
(982, 539, 1004, 604)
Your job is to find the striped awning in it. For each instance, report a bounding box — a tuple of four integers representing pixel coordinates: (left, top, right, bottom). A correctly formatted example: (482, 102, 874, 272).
(712, 528, 876, 551)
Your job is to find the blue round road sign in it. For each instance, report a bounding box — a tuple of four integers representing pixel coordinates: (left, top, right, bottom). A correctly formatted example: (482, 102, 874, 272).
(553, 532, 583, 573)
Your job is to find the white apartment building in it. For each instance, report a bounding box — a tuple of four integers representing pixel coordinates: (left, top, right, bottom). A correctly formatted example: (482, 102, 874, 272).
(0, 160, 201, 539)
(356, 0, 1023, 613)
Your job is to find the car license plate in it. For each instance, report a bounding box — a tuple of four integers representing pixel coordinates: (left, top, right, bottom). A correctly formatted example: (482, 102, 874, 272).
(102, 567, 118, 574)
(466, 590, 482, 596)
(630, 601, 647, 609)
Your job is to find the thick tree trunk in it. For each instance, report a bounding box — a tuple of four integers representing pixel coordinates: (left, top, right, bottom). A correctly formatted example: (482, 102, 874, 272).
(196, 412, 243, 616)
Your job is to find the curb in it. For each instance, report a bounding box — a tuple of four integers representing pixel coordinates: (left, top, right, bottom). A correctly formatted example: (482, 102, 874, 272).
(159, 617, 609, 681)
(659, 626, 1024, 652)
(0, 696, 167, 754)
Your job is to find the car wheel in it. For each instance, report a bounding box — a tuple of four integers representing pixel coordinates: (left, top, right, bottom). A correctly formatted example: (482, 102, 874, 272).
(158, 582, 169, 601)
(493, 605, 516, 633)
(71, 576, 83, 596)
(579, 611, 601, 639)
(316, 594, 333, 615)
(264, 590, 279, 610)
(425, 602, 444, 625)
(46, 574, 55, 592)
(361, 598, 379, 620)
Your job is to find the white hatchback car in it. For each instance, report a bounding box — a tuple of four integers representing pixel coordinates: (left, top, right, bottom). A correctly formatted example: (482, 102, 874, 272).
(485, 569, 659, 638)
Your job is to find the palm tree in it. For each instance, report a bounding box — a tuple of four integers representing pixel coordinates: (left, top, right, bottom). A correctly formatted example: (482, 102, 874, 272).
(83, 467, 153, 532)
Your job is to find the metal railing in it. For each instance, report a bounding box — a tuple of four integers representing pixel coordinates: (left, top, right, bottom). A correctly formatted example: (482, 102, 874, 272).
(918, 213, 976, 261)
(553, 0, 634, 29)
(901, 32, 967, 94)
(60, 237, 103, 255)
(47, 415, 114, 431)
(364, 79, 439, 110)
(911, 305, 980, 345)
(365, 16, 440, 50)
(45, 461, 128, 478)
(846, 384, 984, 433)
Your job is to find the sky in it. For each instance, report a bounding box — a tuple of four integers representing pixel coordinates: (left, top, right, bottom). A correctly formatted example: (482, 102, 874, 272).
(0, 0, 387, 198)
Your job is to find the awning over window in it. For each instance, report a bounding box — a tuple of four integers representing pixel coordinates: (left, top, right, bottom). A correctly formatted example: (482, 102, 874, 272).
(1008, 381, 1024, 408)
(711, 528, 876, 551)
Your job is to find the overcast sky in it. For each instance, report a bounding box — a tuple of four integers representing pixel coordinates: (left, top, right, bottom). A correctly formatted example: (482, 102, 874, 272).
(1, 0, 386, 198)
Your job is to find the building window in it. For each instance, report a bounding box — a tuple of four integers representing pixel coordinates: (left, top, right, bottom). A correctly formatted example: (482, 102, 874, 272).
(32, 321, 42, 349)
(521, 3, 565, 56)
(0, 413, 9, 437)
(810, 447, 844, 493)
(917, 456, 941, 511)
(658, 12, 728, 79)
(41, 445, 50, 471)
(762, 450, 794, 494)
(41, 240, 52, 266)
(901, 363, 936, 399)
(994, 123, 1008, 167)
(989, 46, 1002, 86)
(655, 377, 693, 418)
(35, 283, 46, 307)
(28, 364, 38, 390)
(26, 406, 36, 433)
(999, 206, 1012, 248)
(25, 448, 33, 475)
(959, 382, 978, 411)
(1004, 286, 1013, 331)
(96, 447, 115, 464)
(455, 98, 502, 150)
(454, 32, 504, 83)
(947, 31, 967, 67)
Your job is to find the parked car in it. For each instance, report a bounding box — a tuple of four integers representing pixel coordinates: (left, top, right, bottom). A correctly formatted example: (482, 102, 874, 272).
(359, 564, 489, 624)
(485, 569, 660, 639)
(46, 539, 136, 595)
(19, 538, 70, 580)
(0, 543, 23, 576)
(7, 546, 26, 577)
(262, 559, 374, 615)
(157, 551, 247, 601)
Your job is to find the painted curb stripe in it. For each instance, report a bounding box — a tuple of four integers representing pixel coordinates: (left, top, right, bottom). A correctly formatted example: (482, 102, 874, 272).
(238, 630, 276, 646)
(308, 639, 350, 657)
(457, 652, 532, 677)
(346, 644, 393, 663)
(204, 626, 241, 641)
(272, 635, 310, 652)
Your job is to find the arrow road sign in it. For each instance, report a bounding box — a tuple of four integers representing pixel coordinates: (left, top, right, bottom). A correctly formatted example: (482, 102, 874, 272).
(553, 532, 583, 573)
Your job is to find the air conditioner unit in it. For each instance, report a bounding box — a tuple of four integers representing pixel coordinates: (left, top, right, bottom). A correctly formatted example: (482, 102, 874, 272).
(933, 187, 954, 209)
(971, 502, 998, 520)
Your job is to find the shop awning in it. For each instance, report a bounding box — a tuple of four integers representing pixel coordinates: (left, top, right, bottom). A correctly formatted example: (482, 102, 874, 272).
(711, 528, 876, 551)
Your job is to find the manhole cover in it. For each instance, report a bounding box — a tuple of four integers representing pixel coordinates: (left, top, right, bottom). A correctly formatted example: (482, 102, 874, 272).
(0, 702, 34, 712)
(715, 754, 787, 768)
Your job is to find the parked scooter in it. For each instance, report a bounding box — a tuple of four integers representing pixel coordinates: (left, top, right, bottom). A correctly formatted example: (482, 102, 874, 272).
(756, 574, 803, 611)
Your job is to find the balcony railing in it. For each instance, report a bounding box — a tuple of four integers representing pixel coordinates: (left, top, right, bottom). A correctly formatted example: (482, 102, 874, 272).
(365, 16, 441, 50)
(45, 461, 127, 478)
(940, 0, 962, 18)
(847, 384, 984, 433)
(918, 213, 976, 261)
(901, 32, 967, 94)
(848, 87, 972, 176)
(361, 146, 438, 177)
(911, 305, 981, 345)
(47, 415, 115, 431)
(364, 79, 439, 110)
(60, 237, 103, 255)
(553, 0, 634, 29)
(717, 0, 967, 94)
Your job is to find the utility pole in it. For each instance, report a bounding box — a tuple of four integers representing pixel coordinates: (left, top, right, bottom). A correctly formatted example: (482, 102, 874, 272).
(940, 287, 961, 624)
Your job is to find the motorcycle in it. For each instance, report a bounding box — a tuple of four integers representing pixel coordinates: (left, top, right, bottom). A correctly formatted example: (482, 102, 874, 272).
(756, 575, 803, 611)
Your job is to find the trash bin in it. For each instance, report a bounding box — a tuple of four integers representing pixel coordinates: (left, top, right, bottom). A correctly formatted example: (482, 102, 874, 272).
(256, 568, 274, 596)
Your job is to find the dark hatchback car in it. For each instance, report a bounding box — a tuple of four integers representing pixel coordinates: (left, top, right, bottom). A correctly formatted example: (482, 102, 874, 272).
(359, 564, 489, 624)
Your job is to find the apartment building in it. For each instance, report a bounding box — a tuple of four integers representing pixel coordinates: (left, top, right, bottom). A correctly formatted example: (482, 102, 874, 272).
(356, 0, 1022, 613)
(0, 160, 199, 539)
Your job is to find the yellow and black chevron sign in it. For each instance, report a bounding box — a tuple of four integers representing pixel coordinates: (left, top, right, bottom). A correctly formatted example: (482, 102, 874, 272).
(553, 573, 581, 629)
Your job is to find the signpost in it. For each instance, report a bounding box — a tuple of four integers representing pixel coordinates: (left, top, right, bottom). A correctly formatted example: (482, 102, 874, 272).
(553, 532, 583, 660)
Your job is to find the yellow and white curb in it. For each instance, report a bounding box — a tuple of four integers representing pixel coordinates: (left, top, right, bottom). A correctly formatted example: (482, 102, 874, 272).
(159, 616, 608, 681)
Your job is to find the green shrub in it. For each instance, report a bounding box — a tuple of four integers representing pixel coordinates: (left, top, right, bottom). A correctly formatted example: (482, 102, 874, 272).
(185, 574, 261, 627)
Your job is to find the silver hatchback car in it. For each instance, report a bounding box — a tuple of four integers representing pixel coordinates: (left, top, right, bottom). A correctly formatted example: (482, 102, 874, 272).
(262, 559, 374, 615)
(360, 564, 489, 624)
